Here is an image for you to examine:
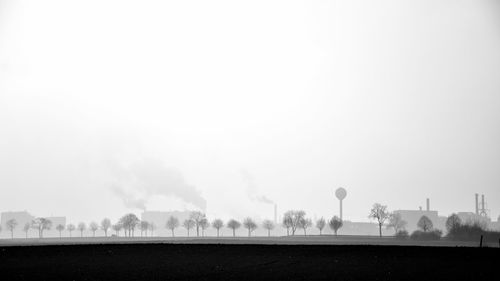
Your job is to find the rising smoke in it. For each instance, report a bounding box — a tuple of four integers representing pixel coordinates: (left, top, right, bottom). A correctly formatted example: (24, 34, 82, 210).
(111, 184, 148, 211)
(110, 158, 207, 211)
(240, 169, 275, 205)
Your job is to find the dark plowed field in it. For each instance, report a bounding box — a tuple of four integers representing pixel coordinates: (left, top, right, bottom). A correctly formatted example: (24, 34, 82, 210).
(0, 243, 498, 281)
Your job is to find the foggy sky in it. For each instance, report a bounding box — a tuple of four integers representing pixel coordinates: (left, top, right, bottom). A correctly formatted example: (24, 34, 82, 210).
(1, 0, 499, 224)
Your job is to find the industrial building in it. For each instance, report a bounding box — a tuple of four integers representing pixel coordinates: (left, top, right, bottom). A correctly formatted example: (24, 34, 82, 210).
(0, 211, 35, 238)
(0, 211, 67, 238)
(395, 194, 497, 234)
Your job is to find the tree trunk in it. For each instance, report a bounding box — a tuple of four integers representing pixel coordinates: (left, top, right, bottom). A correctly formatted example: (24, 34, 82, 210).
(379, 224, 382, 237)
(217, 229, 220, 237)
(196, 226, 199, 237)
(248, 228, 250, 237)
(187, 228, 190, 237)
(232, 229, 235, 237)
(304, 229, 306, 236)
(320, 229, 322, 235)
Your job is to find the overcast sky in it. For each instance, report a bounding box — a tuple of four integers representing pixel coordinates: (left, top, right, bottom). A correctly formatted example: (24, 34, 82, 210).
(1, 0, 499, 224)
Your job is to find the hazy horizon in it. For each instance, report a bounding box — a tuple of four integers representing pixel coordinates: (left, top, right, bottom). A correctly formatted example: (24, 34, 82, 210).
(1, 0, 499, 224)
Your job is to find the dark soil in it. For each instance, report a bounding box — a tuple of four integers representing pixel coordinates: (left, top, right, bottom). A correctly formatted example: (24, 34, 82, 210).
(0, 243, 498, 281)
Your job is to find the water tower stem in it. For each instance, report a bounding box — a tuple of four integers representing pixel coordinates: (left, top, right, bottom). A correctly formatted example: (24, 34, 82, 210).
(340, 199, 343, 220)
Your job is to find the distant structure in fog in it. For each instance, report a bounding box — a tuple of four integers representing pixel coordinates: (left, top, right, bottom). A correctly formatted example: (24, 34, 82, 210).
(1, 211, 34, 236)
(393, 198, 447, 233)
(335, 187, 347, 220)
(395, 195, 498, 234)
(475, 193, 489, 218)
(274, 204, 277, 224)
(0, 211, 66, 238)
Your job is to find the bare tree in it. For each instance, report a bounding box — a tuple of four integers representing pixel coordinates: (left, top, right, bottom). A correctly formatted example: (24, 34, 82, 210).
(387, 212, 407, 234)
(282, 210, 306, 235)
(31, 218, 52, 238)
(369, 203, 389, 237)
(200, 218, 209, 237)
(112, 224, 122, 236)
(67, 223, 75, 237)
(101, 218, 111, 237)
(282, 215, 292, 236)
(23, 222, 30, 238)
(6, 218, 18, 239)
(183, 219, 195, 237)
(227, 219, 241, 237)
(56, 224, 65, 238)
(298, 218, 312, 236)
(243, 217, 257, 237)
(166, 216, 180, 237)
(417, 215, 433, 232)
(445, 213, 462, 234)
(140, 221, 149, 237)
(316, 217, 326, 235)
(89, 222, 99, 237)
(77, 222, 86, 237)
(189, 211, 206, 237)
(119, 213, 140, 237)
(262, 220, 275, 237)
(212, 219, 224, 237)
(329, 216, 343, 236)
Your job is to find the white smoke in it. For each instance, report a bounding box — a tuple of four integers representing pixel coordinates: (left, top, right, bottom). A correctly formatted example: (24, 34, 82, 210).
(241, 168, 275, 205)
(110, 158, 207, 211)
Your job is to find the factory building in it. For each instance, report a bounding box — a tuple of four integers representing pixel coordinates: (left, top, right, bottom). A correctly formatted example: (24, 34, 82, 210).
(0, 211, 35, 238)
(393, 199, 446, 233)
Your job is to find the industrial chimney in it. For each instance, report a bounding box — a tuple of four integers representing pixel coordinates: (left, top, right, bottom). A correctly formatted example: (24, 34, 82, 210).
(426, 198, 430, 211)
(475, 193, 479, 215)
(480, 194, 486, 216)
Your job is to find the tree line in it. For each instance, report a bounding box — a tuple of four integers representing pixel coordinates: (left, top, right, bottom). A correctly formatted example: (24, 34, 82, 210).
(1, 210, 345, 239)
(2, 203, 494, 240)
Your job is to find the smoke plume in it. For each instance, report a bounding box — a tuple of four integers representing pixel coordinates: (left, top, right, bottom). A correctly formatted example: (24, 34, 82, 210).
(241, 169, 275, 205)
(111, 185, 147, 211)
(110, 158, 207, 211)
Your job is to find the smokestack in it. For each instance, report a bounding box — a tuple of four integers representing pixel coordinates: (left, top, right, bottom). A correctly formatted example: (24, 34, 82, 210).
(481, 194, 485, 214)
(274, 204, 277, 224)
(475, 193, 479, 215)
(426, 198, 430, 211)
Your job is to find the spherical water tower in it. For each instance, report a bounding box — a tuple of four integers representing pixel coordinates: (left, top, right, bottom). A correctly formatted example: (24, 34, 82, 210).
(335, 187, 347, 220)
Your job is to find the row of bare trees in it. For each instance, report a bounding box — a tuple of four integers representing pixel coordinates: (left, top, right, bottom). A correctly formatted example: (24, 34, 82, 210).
(281, 210, 344, 236)
(165, 212, 261, 237)
(1, 217, 54, 238)
(3, 206, 393, 238)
